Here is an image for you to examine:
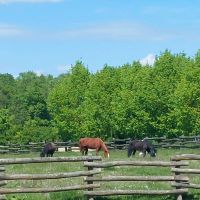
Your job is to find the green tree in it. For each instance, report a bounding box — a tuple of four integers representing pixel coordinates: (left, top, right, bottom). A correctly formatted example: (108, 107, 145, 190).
(0, 73, 15, 108)
(48, 61, 90, 141)
(9, 72, 56, 143)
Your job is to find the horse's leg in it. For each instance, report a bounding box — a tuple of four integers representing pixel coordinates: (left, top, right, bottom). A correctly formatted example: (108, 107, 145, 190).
(132, 150, 136, 156)
(81, 150, 84, 155)
(82, 147, 88, 155)
(96, 148, 100, 156)
(85, 147, 88, 155)
(142, 150, 146, 157)
(80, 146, 85, 155)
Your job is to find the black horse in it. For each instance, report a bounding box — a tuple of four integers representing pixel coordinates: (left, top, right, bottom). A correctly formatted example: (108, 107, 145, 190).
(127, 139, 157, 157)
(40, 142, 56, 157)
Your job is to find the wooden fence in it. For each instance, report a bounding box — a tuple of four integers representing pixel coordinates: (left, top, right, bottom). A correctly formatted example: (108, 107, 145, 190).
(0, 141, 73, 154)
(83, 160, 189, 200)
(110, 136, 200, 150)
(0, 156, 101, 200)
(1, 136, 200, 154)
(1, 155, 200, 199)
(171, 154, 200, 200)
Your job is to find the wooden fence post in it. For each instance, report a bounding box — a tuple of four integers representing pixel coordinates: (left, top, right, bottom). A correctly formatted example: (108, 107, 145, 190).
(0, 166, 7, 200)
(87, 158, 94, 200)
(172, 159, 183, 200)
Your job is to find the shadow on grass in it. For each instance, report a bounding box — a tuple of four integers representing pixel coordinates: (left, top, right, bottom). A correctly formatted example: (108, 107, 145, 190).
(94, 195, 176, 200)
(183, 193, 200, 200)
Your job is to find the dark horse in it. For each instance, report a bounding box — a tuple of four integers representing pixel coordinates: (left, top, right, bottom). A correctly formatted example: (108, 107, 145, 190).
(79, 137, 109, 158)
(127, 139, 157, 157)
(40, 142, 56, 157)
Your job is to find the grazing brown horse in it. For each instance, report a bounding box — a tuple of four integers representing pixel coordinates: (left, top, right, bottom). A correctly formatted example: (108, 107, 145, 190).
(79, 137, 109, 158)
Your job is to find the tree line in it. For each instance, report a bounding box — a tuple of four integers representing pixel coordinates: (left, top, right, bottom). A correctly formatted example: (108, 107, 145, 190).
(1, 50, 200, 144)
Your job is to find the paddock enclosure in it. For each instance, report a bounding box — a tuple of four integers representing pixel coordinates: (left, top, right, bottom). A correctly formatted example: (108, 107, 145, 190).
(0, 135, 200, 154)
(0, 149, 200, 199)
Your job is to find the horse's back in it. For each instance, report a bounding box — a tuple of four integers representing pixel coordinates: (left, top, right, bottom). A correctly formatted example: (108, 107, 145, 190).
(129, 140, 149, 151)
(44, 142, 56, 152)
(79, 137, 101, 149)
(41, 142, 56, 157)
(128, 139, 156, 157)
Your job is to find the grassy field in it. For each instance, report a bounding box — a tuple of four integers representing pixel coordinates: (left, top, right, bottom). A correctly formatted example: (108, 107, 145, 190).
(1, 148, 200, 200)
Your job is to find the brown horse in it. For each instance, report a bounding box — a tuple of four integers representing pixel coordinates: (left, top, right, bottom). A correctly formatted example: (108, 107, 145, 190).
(79, 137, 109, 158)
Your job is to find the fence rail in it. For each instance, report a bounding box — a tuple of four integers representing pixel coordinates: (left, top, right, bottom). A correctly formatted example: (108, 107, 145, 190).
(84, 189, 188, 197)
(84, 160, 188, 168)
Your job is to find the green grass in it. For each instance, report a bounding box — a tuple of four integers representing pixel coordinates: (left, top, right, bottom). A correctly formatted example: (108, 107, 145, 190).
(0, 148, 200, 200)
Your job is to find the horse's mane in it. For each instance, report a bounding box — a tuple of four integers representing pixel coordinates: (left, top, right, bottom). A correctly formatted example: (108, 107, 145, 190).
(99, 138, 109, 152)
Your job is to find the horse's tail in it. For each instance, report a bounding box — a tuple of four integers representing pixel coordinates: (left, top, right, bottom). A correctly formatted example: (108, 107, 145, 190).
(79, 138, 84, 152)
(127, 143, 133, 157)
(100, 139, 109, 158)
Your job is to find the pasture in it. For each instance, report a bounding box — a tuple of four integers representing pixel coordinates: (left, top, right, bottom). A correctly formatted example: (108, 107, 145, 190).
(1, 148, 200, 200)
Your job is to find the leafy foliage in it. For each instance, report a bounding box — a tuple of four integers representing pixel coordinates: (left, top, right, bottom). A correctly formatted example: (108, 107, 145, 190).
(1, 51, 200, 143)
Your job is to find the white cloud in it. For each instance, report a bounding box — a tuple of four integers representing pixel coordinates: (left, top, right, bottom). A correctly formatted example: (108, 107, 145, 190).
(34, 70, 43, 76)
(59, 22, 147, 38)
(57, 65, 72, 73)
(0, 24, 23, 37)
(142, 5, 187, 15)
(58, 21, 169, 41)
(140, 54, 156, 66)
(0, 0, 62, 4)
(1, 21, 199, 42)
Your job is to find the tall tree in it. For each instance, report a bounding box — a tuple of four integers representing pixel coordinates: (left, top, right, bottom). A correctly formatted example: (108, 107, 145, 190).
(48, 61, 90, 141)
(0, 73, 15, 108)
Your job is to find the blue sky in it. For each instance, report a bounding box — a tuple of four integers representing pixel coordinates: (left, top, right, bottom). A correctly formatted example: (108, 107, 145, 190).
(0, 0, 200, 77)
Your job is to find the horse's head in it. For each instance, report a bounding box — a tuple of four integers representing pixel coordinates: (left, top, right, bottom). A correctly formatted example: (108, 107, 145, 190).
(104, 150, 110, 158)
(149, 146, 157, 157)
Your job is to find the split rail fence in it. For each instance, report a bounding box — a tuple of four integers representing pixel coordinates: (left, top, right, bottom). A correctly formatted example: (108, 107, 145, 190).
(0, 155, 200, 199)
(83, 160, 189, 200)
(171, 154, 200, 200)
(0, 156, 101, 200)
(1, 135, 200, 154)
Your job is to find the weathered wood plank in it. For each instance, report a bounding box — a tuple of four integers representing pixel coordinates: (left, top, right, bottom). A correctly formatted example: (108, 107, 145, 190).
(84, 175, 189, 182)
(84, 189, 188, 196)
(0, 184, 100, 194)
(0, 156, 102, 165)
(144, 136, 166, 141)
(29, 142, 45, 145)
(0, 181, 6, 187)
(84, 161, 188, 168)
(0, 169, 101, 180)
(0, 146, 9, 149)
(171, 168, 200, 174)
(0, 168, 5, 172)
(179, 136, 200, 139)
(171, 154, 200, 161)
(172, 182, 200, 189)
